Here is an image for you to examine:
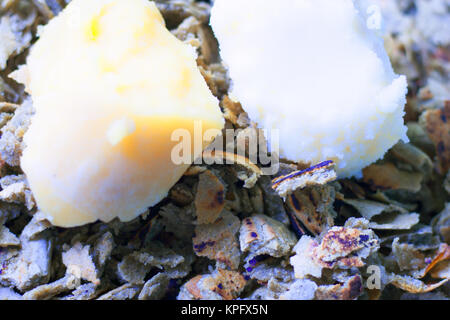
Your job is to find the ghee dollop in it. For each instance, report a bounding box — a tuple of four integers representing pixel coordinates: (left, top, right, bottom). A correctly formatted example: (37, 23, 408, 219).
(210, 0, 409, 178)
(14, 0, 224, 227)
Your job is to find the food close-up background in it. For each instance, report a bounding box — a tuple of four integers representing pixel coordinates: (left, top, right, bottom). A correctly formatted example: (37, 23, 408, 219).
(0, 0, 449, 300)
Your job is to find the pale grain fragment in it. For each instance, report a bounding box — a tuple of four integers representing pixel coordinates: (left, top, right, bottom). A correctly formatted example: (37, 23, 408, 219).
(195, 170, 225, 224)
(193, 211, 240, 269)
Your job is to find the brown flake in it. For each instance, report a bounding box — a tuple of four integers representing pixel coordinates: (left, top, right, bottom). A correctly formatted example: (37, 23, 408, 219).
(421, 243, 450, 279)
(221, 95, 250, 128)
(272, 160, 336, 198)
(169, 183, 194, 206)
(62, 242, 100, 285)
(97, 283, 142, 300)
(291, 219, 379, 279)
(179, 269, 246, 300)
(193, 211, 240, 269)
(22, 274, 79, 300)
(315, 274, 363, 300)
(421, 104, 450, 173)
(362, 162, 423, 192)
(285, 185, 335, 236)
(389, 275, 449, 294)
(195, 170, 225, 224)
(239, 214, 297, 258)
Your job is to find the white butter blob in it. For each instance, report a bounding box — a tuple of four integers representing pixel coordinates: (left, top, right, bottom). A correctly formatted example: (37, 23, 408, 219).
(210, 0, 409, 177)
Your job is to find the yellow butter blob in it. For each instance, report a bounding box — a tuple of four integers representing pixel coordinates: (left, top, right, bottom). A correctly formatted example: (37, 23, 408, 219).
(15, 0, 224, 227)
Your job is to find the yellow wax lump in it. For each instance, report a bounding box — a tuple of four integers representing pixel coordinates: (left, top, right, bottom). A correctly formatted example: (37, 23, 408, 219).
(14, 0, 224, 227)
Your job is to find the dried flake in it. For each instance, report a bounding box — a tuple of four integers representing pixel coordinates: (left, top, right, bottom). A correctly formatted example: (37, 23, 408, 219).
(0, 17, 18, 70)
(248, 277, 317, 300)
(193, 211, 240, 269)
(159, 203, 195, 241)
(62, 282, 101, 300)
(31, 0, 55, 20)
(178, 268, 246, 300)
(432, 202, 450, 243)
(315, 274, 363, 300)
(339, 179, 366, 199)
(197, 24, 220, 66)
(420, 243, 450, 280)
(369, 190, 418, 212)
(0, 287, 22, 300)
(235, 186, 253, 214)
(421, 104, 450, 173)
(245, 261, 294, 283)
(202, 150, 262, 188)
(343, 198, 404, 220)
(117, 242, 184, 284)
(198, 62, 230, 98)
(389, 274, 449, 294)
(239, 214, 297, 259)
(163, 246, 194, 280)
(407, 121, 436, 155)
(62, 242, 99, 285)
(316, 225, 378, 266)
(391, 237, 426, 272)
(195, 170, 225, 224)
(445, 172, 450, 195)
(272, 160, 337, 199)
(155, 0, 210, 26)
(0, 101, 17, 113)
(416, 0, 450, 46)
(169, 183, 194, 206)
(290, 236, 323, 279)
(285, 185, 336, 236)
(23, 274, 79, 300)
(362, 162, 423, 192)
(246, 278, 284, 300)
(97, 283, 142, 300)
(0, 223, 19, 247)
(0, 99, 34, 167)
(249, 185, 264, 215)
(0, 112, 13, 132)
(258, 176, 289, 225)
(291, 219, 379, 279)
(381, 225, 442, 252)
(221, 95, 249, 128)
(20, 211, 51, 240)
(389, 141, 433, 175)
(370, 212, 420, 230)
(171, 16, 201, 47)
(92, 231, 114, 272)
(0, 235, 51, 291)
(0, 174, 35, 210)
(246, 277, 289, 300)
(8, 64, 29, 92)
(278, 278, 318, 300)
(138, 273, 170, 300)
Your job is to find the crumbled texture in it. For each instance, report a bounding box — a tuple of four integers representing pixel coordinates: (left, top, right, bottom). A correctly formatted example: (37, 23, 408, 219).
(0, 0, 448, 300)
(177, 268, 246, 300)
(194, 170, 225, 224)
(193, 210, 241, 269)
(272, 161, 337, 199)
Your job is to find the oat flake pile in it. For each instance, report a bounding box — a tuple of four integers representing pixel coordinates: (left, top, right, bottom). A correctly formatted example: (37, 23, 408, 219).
(0, 0, 449, 300)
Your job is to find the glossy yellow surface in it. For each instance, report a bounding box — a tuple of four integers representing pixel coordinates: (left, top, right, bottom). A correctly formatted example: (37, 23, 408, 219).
(16, 0, 224, 227)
